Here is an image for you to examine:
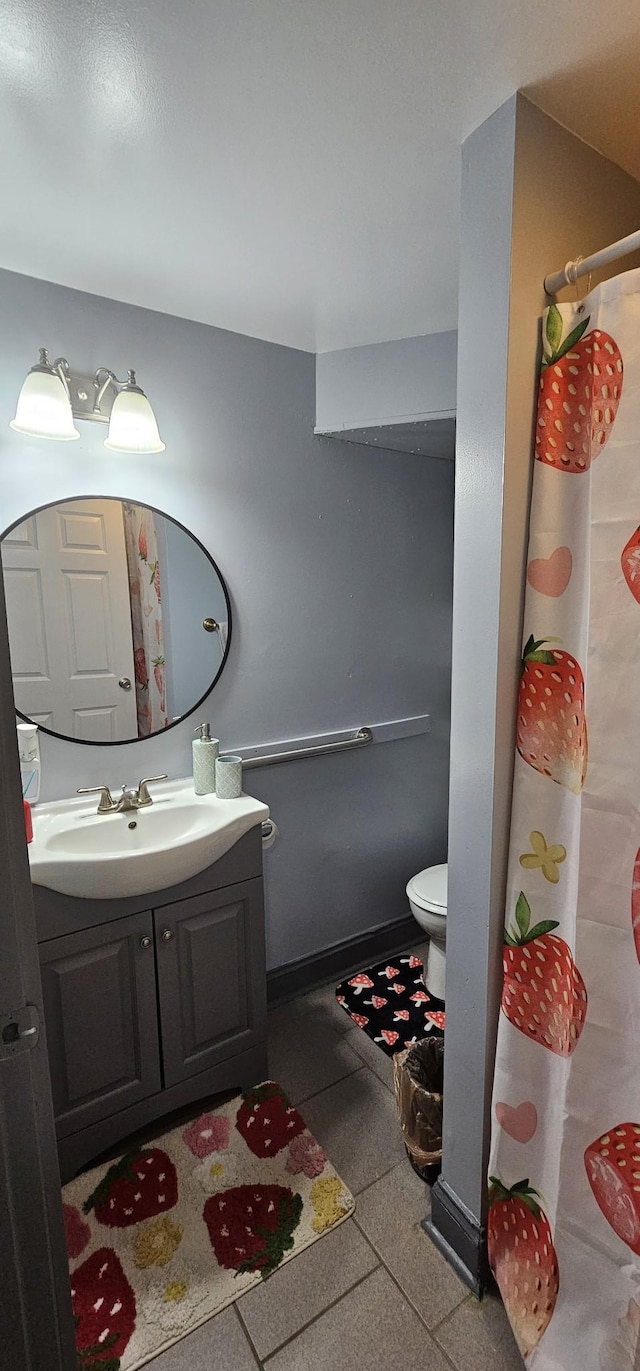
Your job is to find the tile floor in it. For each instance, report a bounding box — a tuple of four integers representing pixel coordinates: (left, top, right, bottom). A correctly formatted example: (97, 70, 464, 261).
(149, 949, 523, 1370)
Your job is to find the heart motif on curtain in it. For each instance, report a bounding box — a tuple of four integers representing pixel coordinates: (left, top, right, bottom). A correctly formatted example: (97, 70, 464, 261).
(495, 1100, 538, 1143)
(527, 546, 572, 597)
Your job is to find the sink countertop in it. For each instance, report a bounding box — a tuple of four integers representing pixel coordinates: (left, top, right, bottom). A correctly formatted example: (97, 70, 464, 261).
(28, 777, 269, 900)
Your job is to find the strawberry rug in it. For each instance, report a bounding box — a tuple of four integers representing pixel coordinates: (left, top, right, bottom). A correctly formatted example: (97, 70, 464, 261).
(63, 1082, 354, 1370)
(336, 952, 445, 1055)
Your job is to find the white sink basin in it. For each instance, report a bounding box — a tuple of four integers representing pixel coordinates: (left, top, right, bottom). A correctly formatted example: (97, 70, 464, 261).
(29, 778, 269, 900)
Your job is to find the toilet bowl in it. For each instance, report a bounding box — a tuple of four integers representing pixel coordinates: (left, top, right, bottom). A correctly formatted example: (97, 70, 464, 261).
(406, 863, 448, 1001)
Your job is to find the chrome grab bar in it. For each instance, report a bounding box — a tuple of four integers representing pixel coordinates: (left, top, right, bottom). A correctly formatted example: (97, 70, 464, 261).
(240, 726, 373, 770)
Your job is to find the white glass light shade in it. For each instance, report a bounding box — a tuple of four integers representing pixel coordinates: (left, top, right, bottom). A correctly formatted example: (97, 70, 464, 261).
(10, 368, 79, 440)
(104, 386, 165, 453)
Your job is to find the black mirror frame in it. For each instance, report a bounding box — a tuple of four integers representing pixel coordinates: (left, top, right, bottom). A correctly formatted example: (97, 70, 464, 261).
(1, 493, 233, 746)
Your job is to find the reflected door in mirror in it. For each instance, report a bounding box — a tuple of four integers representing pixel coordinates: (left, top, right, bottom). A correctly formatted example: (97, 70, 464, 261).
(1, 497, 232, 745)
(3, 500, 139, 742)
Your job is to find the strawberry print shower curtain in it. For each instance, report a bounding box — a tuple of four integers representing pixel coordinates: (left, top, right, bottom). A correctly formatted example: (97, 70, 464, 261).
(489, 269, 640, 1370)
(122, 503, 169, 736)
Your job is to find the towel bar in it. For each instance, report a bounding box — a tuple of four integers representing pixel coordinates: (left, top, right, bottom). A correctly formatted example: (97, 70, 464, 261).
(239, 726, 373, 770)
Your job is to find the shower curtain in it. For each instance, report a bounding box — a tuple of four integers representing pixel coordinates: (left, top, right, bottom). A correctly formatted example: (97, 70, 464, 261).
(489, 269, 640, 1370)
(122, 503, 168, 736)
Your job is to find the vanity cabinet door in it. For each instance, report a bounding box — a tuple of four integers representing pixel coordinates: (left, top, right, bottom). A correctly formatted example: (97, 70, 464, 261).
(39, 912, 162, 1138)
(155, 879, 266, 1088)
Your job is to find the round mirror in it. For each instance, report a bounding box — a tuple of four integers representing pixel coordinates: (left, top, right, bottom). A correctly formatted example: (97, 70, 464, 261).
(1, 496, 232, 744)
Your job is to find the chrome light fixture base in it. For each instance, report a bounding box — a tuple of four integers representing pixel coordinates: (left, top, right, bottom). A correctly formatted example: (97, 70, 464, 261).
(53, 360, 139, 425)
(66, 367, 119, 424)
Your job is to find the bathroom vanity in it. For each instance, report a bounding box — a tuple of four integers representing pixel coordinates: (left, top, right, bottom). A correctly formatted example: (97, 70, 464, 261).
(2, 492, 272, 1182)
(33, 827, 268, 1183)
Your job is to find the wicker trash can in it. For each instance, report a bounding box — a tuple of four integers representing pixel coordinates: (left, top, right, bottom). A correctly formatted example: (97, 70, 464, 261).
(393, 1036, 444, 1180)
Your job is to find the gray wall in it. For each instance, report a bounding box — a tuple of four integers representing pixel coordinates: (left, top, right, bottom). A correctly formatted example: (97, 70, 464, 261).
(315, 331, 457, 431)
(0, 268, 454, 969)
(442, 93, 640, 1227)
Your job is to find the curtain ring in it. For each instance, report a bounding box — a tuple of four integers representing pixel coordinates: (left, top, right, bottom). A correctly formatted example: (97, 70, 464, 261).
(572, 256, 583, 303)
(573, 257, 592, 311)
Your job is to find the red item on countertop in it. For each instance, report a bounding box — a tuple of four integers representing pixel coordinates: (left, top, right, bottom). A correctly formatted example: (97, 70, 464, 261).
(23, 800, 33, 843)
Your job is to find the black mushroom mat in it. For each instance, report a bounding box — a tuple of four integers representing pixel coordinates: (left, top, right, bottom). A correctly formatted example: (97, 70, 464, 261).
(335, 953, 445, 1057)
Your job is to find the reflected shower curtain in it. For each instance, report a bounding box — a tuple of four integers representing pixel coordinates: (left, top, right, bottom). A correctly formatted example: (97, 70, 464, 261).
(489, 269, 640, 1370)
(122, 503, 168, 735)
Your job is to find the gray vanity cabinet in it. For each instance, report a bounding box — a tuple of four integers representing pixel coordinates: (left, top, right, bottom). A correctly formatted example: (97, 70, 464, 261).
(34, 829, 268, 1182)
(39, 911, 162, 1139)
(155, 881, 265, 1087)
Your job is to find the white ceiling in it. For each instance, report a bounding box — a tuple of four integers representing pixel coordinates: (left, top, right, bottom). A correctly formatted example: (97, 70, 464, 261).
(1, 0, 640, 352)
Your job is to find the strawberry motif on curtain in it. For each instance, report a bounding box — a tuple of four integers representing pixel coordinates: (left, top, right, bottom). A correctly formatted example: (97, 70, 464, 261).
(489, 273, 640, 1369)
(122, 503, 168, 736)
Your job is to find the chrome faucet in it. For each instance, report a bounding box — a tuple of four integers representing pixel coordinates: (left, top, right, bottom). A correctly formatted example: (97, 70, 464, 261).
(77, 776, 168, 814)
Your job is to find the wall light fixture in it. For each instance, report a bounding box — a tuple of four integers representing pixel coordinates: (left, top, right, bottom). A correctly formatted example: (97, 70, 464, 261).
(10, 349, 165, 453)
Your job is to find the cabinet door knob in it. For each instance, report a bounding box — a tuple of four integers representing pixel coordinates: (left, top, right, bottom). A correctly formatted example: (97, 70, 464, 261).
(139, 935, 152, 949)
(161, 928, 173, 942)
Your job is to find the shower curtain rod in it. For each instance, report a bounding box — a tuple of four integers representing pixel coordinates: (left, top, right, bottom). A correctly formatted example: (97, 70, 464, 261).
(544, 226, 640, 296)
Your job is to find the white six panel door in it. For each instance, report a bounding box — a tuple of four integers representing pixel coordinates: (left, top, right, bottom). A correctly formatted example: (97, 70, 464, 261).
(3, 499, 138, 740)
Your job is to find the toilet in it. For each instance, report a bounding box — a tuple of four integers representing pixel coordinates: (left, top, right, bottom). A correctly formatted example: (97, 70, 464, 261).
(406, 863, 448, 1000)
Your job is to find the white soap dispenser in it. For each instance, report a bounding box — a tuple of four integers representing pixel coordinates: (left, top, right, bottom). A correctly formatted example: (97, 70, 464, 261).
(193, 722, 219, 795)
(17, 722, 41, 803)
